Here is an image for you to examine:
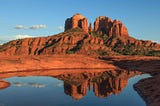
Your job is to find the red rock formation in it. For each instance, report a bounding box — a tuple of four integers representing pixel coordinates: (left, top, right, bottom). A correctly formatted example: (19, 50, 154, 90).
(65, 13, 88, 32)
(93, 76, 129, 98)
(134, 74, 160, 106)
(110, 20, 128, 37)
(0, 14, 160, 56)
(94, 16, 128, 37)
(94, 16, 113, 35)
(0, 30, 112, 56)
(64, 81, 88, 100)
(0, 80, 10, 89)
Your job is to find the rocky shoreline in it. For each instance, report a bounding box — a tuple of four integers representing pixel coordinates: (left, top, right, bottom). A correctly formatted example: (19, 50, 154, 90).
(134, 74, 160, 106)
(102, 56, 160, 106)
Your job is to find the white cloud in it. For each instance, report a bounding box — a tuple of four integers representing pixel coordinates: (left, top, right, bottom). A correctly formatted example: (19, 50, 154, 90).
(55, 82, 63, 87)
(14, 24, 47, 30)
(30, 24, 47, 29)
(15, 34, 34, 39)
(14, 25, 26, 29)
(0, 34, 45, 44)
(12, 82, 46, 88)
(153, 40, 160, 43)
(13, 82, 26, 87)
(28, 82, 46, 88)
(58, 26, 63, 31)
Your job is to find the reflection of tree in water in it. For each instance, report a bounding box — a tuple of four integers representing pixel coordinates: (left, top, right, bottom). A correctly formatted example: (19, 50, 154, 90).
(56, 70, 141, 100)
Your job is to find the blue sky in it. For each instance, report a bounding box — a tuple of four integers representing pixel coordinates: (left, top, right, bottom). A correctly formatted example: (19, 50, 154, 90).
(0, 0, 160, 44)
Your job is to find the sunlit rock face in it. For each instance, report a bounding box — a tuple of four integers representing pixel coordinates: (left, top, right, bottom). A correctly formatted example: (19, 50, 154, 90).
(56, 70, 140, 100)
(65, 13, 88, 32)
(94, 16, 128, 37)
(0, 13, 160, 56)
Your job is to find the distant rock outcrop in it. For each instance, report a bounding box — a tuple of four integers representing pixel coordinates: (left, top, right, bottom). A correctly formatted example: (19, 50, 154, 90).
(94, 16, 128, 37)
(65, 13, 88, 32)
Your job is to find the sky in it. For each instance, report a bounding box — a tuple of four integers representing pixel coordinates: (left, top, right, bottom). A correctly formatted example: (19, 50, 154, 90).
(0, 0, 160, 44)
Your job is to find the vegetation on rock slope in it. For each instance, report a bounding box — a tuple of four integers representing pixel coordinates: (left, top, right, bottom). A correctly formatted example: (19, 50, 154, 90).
(0, 27, 160, 56)
(0, 13, 160, 56)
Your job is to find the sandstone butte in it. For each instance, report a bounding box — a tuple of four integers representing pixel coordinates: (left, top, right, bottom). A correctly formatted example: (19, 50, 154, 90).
(94, 16, 128, 37)
(0, 13, 160, 74)
(65, 13, 88, 32)
(0, 13, 160, 106)
(0, 13, 160, 56)
(0, 13, 159, 72)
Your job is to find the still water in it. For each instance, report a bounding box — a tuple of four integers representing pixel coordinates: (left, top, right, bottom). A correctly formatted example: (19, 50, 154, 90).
(0, 70, 150, 106)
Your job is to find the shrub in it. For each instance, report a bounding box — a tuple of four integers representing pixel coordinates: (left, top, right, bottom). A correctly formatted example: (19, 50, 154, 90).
(146, 50, 160, 56)
(66, 50, 74, 54)
(66, 27, 84, 32)
(70, 40, 84, 52)
(96, 48, 107, 56)
(101, 34, 108, 40)
(91, 31, 99, 37)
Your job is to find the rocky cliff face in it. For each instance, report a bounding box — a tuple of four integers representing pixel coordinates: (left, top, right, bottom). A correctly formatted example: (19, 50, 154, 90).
(0, 13, 160, 56)
(92, 16, 159, 55)
(94, 16, 128, 37)
(65, 14, 129, 37)
(0, 29, 112, 56)
(65, 13, 88, 32)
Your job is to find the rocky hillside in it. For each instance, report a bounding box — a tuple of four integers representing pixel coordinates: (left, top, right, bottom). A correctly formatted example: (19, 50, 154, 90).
(0, 13, 160, 56)
(0, 28, 114, 56)
(91, 16, 160, 56)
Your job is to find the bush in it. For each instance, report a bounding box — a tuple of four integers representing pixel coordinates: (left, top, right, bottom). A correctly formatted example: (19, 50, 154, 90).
(99, 51, 107, 56)
(66, 27, 84, 32)
(91, 31, 99, 37)
(113, 44, 149, 56)
(101, 34, 108, 40)
(146, 50, 160, 56)
(70, 40, 84, 52)
(96, 48, 107, 56)
(66, 50, 74, 54)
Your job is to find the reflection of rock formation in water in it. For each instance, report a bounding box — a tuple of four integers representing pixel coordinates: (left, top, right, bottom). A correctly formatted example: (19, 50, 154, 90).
(0, 80, 10, 89)
(64, 81, 88, 100)
(93, 76, 128, 98)
(0, 69, 141, 100)
(56, 70, 140, 100)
